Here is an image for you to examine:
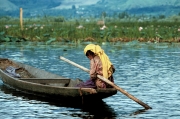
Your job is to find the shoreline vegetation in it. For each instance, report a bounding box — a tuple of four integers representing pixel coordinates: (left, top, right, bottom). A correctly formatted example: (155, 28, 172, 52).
(0, 15, 180, 44)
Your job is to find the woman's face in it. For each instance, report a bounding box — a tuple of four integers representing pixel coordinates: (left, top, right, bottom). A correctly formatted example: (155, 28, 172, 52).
(87, 54, 93, 60)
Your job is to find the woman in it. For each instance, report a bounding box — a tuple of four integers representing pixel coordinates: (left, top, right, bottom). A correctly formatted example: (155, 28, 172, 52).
(77, 44, 115, 88)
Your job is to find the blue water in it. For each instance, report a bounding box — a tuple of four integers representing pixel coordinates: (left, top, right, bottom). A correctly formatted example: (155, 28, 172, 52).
(0, 41, 180, 118)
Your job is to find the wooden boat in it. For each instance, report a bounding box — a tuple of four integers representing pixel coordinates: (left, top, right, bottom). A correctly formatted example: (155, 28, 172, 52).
(0, 58, 117, 102)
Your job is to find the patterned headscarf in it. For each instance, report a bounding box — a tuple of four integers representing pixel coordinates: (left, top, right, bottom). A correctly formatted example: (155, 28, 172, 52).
(84, 44, 112, 79)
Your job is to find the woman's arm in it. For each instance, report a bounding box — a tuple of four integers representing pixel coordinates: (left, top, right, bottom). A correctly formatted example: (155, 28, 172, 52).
(89, 56, 103, 80)
(89, 59, 97, 80)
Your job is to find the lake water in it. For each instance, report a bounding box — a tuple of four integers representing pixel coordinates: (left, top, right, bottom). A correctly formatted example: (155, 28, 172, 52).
(0, 41, 180, 119)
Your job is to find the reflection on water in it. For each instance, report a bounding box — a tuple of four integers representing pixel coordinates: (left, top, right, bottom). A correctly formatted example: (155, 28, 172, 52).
(0, 42, 180, 118)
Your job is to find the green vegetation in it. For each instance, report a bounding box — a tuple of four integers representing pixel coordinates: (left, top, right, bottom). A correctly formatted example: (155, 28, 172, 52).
(0, 15, 180, 44)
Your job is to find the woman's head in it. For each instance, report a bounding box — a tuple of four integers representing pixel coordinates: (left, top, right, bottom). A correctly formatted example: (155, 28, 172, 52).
(86, 50, 95, 60)
(84, 44, 103, 56)
(86, 50, 94, 56)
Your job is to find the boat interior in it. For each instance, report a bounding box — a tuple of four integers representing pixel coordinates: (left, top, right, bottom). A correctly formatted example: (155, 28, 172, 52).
(0, 58, 82, 87)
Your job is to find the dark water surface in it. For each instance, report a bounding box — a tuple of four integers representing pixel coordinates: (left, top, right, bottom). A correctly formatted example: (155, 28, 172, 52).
(0, 42, 180, 119)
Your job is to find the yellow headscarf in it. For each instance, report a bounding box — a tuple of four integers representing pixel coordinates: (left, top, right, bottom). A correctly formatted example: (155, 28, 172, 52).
(84, 44, 112, 79)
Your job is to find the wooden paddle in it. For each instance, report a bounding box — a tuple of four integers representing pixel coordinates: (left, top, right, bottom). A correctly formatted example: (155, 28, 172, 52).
(60, 56, 152, 109)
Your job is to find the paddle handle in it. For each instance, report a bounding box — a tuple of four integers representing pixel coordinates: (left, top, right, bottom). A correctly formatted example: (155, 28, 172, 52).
(60, 56, 152, 109)
(60, 56, 89, 73)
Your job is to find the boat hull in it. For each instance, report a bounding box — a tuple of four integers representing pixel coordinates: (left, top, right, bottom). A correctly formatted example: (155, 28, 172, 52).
(0, 58, 117, 102)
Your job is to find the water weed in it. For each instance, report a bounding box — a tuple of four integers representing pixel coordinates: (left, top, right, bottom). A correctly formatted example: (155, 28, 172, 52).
(0, 16, 180, 44)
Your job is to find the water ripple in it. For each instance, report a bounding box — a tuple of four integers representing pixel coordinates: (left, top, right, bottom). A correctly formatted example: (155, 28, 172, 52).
(0, 42, 180, 118)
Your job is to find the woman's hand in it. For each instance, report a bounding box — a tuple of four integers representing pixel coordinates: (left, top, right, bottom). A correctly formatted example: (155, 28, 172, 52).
(95, 78, 106, 88)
